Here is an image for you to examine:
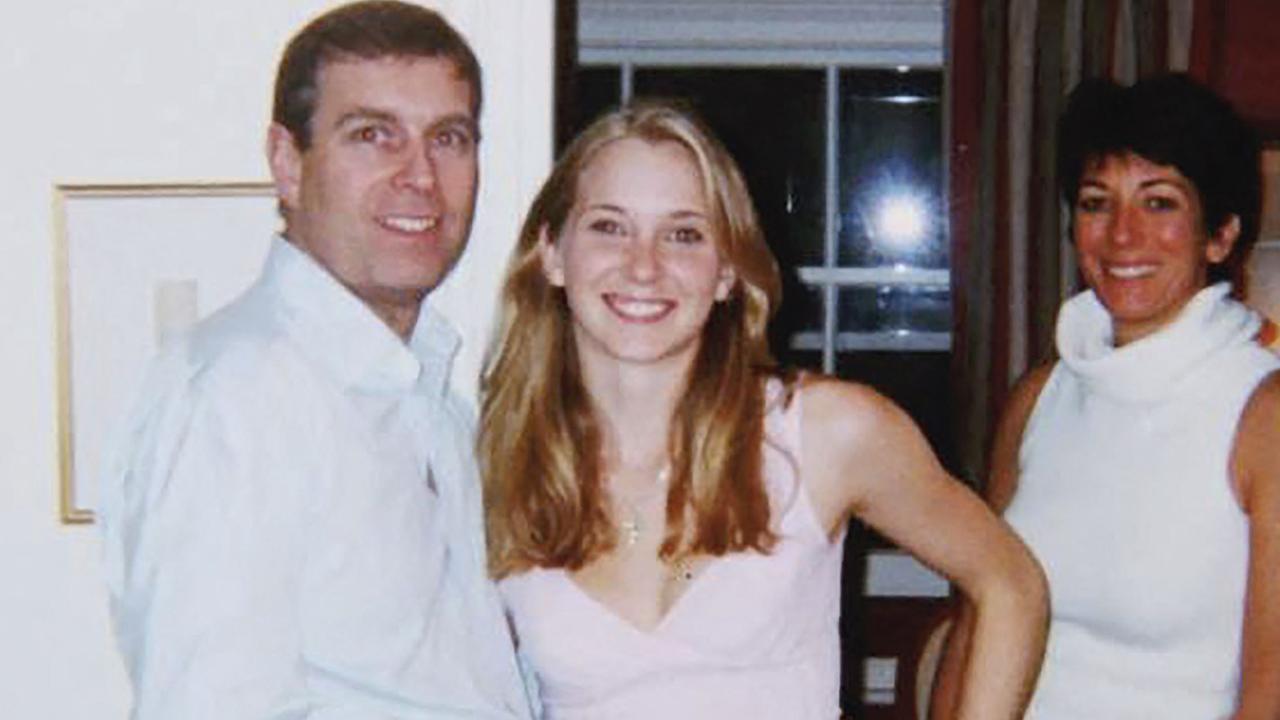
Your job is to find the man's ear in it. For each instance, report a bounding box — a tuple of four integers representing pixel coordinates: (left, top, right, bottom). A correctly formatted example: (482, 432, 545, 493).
(266, 123, 304, 212)
(537, 225, 565, 287)
(1206, 214, 1241, 264)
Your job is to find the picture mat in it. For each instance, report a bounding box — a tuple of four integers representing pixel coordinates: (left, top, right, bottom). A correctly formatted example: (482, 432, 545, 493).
(57, 184, 276, 522)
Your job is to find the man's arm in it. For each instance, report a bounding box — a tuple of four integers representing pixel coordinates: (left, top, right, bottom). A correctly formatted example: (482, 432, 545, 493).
(102, 367, 312, 719)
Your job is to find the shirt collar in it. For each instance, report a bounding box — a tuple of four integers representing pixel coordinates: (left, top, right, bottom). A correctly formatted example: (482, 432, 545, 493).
(262, 235, 460, 398)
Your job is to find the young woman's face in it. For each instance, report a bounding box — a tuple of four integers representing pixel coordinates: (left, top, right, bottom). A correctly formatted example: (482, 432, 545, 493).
(541, 137, 735, 370)
(1073, 152, 1237, 346)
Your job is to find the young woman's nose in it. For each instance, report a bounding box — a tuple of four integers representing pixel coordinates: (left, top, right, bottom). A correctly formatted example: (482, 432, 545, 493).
(624, 236, 661, 282)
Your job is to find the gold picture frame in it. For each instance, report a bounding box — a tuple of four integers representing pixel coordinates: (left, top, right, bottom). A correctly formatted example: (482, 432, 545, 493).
(54, 182, 277, 523)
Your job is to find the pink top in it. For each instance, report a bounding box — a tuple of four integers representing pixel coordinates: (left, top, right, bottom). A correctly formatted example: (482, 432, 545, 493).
(499, 382, 846, 719)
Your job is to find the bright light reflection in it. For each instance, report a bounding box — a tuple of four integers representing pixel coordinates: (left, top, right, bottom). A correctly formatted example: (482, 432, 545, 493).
(882, 95, 929, 105)
(874, 193, 928, 250)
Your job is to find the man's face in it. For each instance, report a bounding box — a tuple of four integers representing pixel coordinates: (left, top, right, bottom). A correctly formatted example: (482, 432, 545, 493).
(268, 56, 479, 335)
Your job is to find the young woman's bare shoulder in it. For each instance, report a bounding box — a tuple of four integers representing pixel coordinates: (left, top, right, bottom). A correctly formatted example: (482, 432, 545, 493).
(799, 374, 915, 453)
(795, 375, 921, 529)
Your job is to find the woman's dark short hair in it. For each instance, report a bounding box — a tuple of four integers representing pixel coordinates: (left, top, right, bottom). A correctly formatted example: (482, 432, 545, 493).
(272, 0, 482, 150)
(1057, 73, 1262, 291)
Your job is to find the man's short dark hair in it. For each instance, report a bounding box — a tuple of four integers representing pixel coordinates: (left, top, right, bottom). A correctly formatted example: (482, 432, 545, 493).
(1057, 73, 1262, 293)
(273, 0, 482, 150)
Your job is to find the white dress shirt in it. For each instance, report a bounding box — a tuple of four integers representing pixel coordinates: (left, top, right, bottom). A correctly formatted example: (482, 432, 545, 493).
(100, 236, 532, 720)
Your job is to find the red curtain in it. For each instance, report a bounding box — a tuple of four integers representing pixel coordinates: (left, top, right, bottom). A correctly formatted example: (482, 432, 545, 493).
(1188, 0, 1280, 139)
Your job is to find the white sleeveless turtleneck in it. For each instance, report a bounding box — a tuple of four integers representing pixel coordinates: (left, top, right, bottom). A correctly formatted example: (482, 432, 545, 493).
(1004, 283, 1278, 719)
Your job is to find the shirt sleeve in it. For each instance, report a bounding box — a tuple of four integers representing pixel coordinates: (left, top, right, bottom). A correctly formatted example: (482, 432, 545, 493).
(101, 356, 323, 719)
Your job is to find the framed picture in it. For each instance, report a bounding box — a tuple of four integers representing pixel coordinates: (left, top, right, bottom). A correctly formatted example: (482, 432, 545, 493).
(54, 183, 278, 523)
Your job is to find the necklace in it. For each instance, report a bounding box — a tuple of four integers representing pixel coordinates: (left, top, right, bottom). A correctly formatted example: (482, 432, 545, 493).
(615, 466, 670, 547)
(671, 555, 695, 582)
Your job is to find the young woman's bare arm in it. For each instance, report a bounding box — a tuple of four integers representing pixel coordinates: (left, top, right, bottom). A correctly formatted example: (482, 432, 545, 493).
(801, 377, 1048, 720)
(927, 364, 1053, 719)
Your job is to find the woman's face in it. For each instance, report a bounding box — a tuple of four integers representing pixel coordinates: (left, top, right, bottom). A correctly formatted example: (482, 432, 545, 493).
(1073, 152, 1237, 346)
(540, 137, 735, 371)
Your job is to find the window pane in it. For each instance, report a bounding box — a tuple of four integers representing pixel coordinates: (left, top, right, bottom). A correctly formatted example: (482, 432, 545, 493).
(837, 285, 950, 334)
(779, 283, 827, 366)
(634, 68, 827, 269)
(837, 70, 944, 269)
(562, 66, 622, 150)
(787, 350, 825, 374)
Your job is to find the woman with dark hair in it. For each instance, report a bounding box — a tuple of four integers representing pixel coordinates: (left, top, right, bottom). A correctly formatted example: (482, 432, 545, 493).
(934, 74, 1280, 718)
(481, 101, 1047, 719)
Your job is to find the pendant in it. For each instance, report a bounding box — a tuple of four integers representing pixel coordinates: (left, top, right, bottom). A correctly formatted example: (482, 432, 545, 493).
(673, 556, 695, 582)
(620, 513, 641, 547)
(614, 465, 669, 548)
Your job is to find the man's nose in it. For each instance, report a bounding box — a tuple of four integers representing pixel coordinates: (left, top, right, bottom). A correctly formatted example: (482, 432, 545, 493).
(393, 142, 438, 193)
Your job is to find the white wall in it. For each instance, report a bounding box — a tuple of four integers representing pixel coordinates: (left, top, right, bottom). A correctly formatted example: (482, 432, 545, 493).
(0, 1, 553, 716)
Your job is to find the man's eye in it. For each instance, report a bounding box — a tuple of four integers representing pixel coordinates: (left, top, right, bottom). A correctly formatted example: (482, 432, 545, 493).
(351, 125, 390, 144)
(669, 227, 705, 244)
(432, 127, 476, 152)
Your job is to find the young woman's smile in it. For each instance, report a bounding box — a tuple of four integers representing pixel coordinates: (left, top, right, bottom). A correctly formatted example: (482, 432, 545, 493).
(541, 137, 735, 368)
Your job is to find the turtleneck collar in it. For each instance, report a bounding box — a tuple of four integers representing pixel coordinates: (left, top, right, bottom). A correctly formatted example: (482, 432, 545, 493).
(1056, 282, 1261, 403)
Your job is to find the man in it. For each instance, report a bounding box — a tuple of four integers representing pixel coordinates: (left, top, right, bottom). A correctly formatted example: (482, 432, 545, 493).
(99, 3, 532, 717)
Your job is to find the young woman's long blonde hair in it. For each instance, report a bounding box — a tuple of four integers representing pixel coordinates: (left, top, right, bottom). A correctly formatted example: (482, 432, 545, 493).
(480, 102, 786, 578)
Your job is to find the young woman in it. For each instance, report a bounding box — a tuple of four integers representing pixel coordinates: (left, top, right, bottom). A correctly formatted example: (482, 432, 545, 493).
(933, 75, 1280, 719)
(481, 102, 1047, 719)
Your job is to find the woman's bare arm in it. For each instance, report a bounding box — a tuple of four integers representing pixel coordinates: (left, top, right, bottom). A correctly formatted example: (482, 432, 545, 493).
(927, 364, 1054, 719)
(801, 376, 1048, 720)
(1231, 371, 1280, 720)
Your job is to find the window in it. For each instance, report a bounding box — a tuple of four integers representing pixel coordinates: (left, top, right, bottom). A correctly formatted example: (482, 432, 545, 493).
(562, 62, 954, 471)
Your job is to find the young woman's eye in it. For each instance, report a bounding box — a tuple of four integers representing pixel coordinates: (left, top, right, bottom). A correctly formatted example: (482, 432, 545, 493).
(669, 227, 705, 244)
(588, 218, 623, 235)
